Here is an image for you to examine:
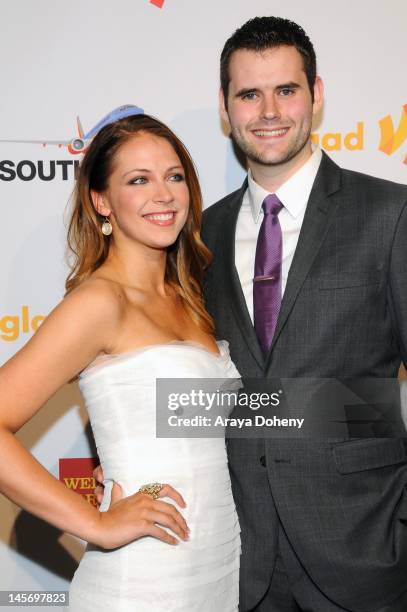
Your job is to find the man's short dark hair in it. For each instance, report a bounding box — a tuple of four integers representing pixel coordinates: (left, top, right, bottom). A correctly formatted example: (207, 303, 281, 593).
(220, 16, 317, 105)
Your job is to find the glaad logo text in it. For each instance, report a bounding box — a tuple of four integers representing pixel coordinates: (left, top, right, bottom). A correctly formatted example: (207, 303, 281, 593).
(0, 306, 45, 341)
(312, 104, 407, 164)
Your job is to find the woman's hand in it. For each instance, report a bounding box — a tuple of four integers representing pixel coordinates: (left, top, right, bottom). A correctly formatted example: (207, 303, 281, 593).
(94, 483, 189, 549)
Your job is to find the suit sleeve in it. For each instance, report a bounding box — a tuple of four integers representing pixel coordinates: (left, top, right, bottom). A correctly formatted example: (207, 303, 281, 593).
(388, 200, 407, 368)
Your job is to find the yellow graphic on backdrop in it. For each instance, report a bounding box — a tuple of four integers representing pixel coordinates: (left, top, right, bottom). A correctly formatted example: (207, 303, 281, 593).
(311, 122, 364, 151)
(0, 306, 45, 341)
(378, 104, 407, 164)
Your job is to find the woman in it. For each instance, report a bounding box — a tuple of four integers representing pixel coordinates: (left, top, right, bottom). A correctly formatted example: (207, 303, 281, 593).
(0, 111, 240, 610)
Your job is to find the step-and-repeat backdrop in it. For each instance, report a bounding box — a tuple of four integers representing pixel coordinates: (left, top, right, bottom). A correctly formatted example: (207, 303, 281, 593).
(1, 0, 406, 607)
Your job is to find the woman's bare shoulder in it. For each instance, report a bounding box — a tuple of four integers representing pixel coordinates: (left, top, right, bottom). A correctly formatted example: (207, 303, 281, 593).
(64, 276, 127, 320)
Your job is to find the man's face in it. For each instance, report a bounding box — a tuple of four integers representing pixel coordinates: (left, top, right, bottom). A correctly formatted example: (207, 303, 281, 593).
(220, 46, 323, 169)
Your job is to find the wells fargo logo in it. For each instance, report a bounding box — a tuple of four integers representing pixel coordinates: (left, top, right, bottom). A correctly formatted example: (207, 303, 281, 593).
(0, 306, 45, 342)
(311, 104, 407, 164)
(59, 457, 99, 507)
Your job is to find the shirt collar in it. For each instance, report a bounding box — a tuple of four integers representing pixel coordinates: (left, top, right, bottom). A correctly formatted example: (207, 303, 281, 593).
(247, 147, 323, 223)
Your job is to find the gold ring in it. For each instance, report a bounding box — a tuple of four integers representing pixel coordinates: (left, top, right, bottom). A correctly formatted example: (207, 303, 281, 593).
(138, 482, 164, 500)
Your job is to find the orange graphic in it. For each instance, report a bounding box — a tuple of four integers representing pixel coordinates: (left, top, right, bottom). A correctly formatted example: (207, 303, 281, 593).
(378, 104, 407, 164)
(59, 457, 99, 507)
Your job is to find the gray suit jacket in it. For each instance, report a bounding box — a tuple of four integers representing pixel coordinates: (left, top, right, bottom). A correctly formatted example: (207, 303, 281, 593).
(201, 152, 407, 611)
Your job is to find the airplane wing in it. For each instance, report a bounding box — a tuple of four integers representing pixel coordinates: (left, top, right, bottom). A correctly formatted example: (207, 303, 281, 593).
(0, 139, 70, 146)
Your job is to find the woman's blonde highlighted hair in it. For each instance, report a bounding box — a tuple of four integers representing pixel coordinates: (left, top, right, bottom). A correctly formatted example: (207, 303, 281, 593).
(66, 114, 214, 334)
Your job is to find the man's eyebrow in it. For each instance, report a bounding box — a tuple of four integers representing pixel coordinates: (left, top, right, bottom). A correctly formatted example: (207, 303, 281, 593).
(275, 82, 301, 89)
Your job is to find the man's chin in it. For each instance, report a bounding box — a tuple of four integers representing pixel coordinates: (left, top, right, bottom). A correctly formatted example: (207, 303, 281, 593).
(246, 151, 295, 167)
(246, 141, 310, 168)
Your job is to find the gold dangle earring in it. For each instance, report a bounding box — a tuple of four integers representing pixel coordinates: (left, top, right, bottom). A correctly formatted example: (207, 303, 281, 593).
(101, 217, 113, 236)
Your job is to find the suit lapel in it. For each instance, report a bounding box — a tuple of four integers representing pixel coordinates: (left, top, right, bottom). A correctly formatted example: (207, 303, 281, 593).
(222, 180, 265, 369)
(266, 153, 342, 365)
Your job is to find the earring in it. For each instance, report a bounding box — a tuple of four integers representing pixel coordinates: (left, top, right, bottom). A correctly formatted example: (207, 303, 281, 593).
(101, 217, 112, 236)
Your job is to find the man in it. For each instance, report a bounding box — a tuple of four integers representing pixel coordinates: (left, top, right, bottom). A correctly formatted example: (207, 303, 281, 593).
(201, 16, 407, 612)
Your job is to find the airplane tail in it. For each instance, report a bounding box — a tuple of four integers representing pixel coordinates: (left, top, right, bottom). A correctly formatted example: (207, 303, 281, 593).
(76, 117, 85, 138)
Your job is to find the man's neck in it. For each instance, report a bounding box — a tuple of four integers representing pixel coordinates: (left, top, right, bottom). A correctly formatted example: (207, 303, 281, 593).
(249, 143, 313, 193)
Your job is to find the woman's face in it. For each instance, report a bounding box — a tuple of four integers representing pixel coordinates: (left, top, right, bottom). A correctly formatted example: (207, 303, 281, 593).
(99, 132, 190, 251)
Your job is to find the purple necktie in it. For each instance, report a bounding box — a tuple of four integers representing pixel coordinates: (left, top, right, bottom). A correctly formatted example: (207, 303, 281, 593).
(253, 194, 283, 355)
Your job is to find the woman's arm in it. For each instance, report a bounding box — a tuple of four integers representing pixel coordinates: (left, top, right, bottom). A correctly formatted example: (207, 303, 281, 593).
(0, 280, 189, 548)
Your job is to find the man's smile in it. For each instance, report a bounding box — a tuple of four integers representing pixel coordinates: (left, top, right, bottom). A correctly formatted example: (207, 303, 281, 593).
(252, 127, 290, 138)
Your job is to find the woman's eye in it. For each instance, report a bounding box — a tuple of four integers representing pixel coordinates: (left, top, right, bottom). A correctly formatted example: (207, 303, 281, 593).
(131, 176, 147, 185)
(169, 173, 184, 182)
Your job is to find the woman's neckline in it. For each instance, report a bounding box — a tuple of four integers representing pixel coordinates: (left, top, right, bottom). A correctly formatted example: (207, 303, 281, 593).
(80, 339, 227, 377)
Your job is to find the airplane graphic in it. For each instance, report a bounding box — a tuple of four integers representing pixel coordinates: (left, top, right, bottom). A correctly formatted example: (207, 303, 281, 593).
(0, 104, 145, 155)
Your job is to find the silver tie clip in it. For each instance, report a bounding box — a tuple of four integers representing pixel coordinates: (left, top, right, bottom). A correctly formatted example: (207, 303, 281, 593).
(253, 275, 276, 282)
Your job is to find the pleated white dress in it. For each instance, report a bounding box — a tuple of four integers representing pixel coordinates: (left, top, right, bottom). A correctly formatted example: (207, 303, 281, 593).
(69, 341, 241, 611)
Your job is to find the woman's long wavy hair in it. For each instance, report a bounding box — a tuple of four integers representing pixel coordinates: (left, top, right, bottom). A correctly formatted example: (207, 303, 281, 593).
(66, 114, 214, 334)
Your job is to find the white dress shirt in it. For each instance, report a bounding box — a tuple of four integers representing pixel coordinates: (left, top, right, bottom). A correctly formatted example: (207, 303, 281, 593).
(235, 147, 322, 323)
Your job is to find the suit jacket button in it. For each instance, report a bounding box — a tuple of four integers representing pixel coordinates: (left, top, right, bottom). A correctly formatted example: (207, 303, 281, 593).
(260, 455, 266, 467)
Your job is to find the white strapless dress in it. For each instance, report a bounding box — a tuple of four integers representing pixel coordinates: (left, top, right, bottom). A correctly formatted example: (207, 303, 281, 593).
(69, 341, 241, 611)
